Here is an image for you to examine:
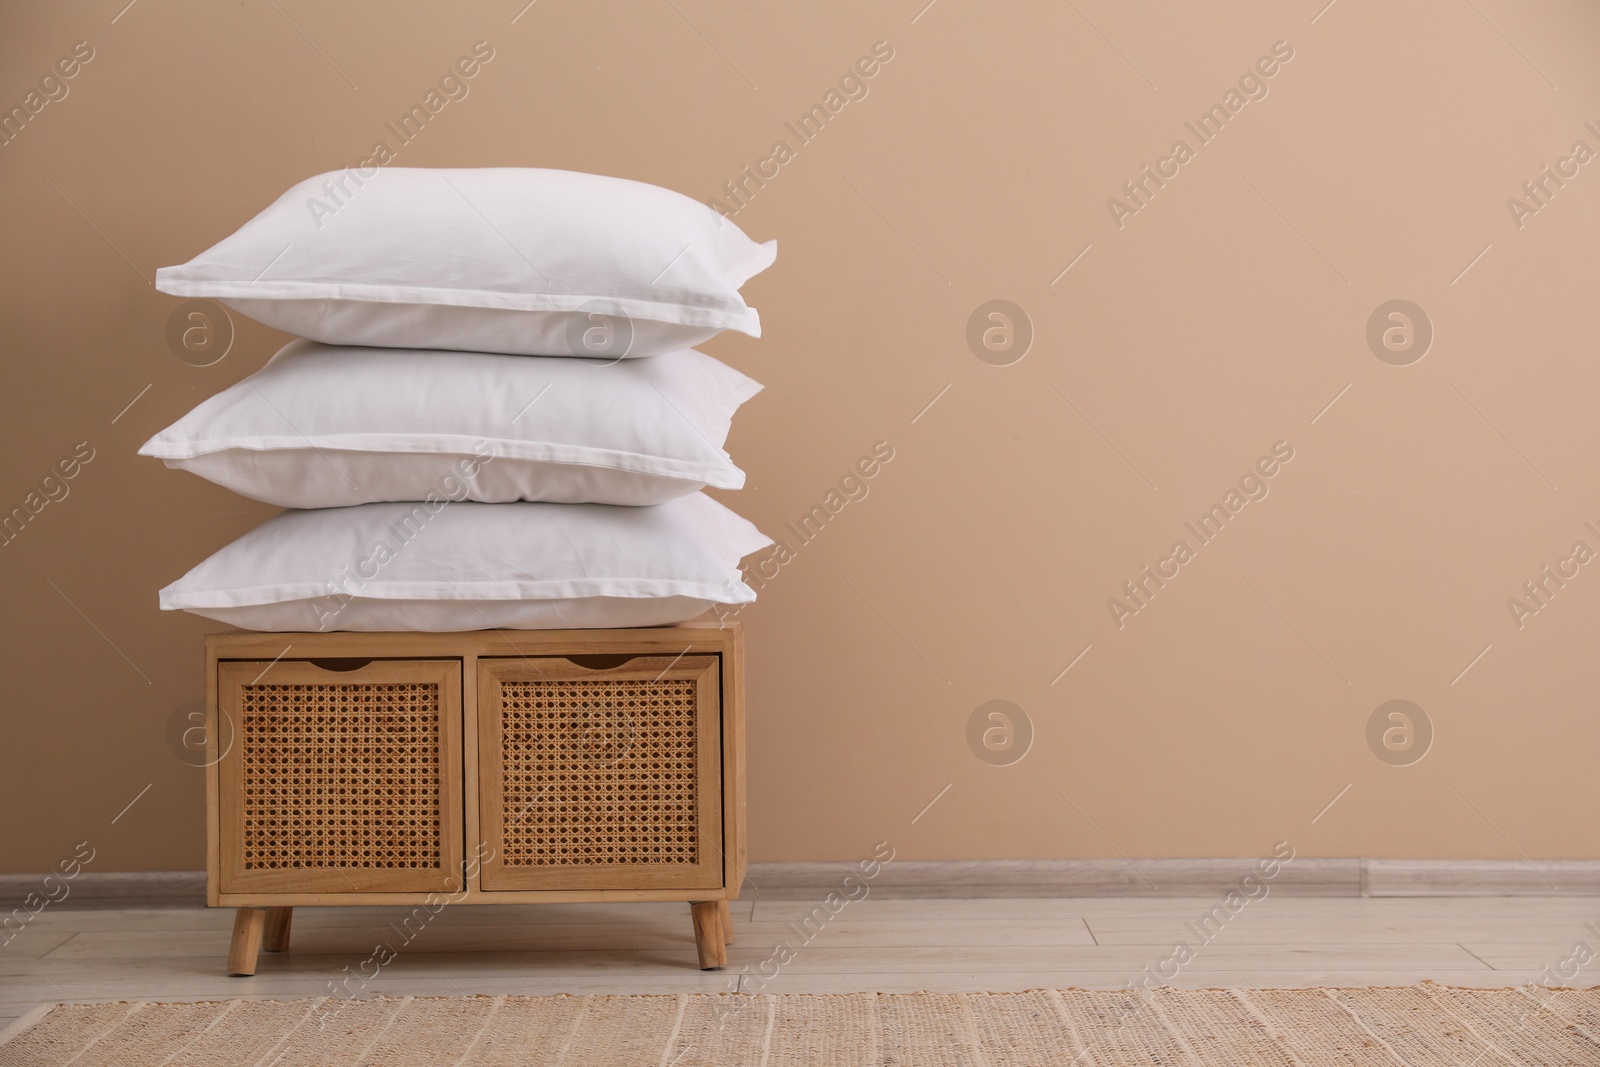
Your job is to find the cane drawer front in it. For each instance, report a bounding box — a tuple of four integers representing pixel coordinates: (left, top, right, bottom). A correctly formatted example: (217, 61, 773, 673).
(478, 655, 723, 892)
(216, 659, 464, 895)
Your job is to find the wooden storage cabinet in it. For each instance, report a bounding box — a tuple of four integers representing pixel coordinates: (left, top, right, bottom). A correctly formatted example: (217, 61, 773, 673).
(205, 625, 743, 975)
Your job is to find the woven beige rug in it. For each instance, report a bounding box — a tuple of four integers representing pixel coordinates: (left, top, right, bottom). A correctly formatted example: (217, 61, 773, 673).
(2, 986, 1598, 1065)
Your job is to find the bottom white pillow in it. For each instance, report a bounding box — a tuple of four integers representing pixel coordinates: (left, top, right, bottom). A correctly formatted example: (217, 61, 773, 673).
(161, 494, 769, 632)
(188, 595, 727, 632)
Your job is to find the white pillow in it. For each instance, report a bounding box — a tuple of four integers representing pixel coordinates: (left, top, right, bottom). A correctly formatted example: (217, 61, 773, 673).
(160, 494, 770, 632)
(139, 341, 760, 508)
(155, 168, 776, 358)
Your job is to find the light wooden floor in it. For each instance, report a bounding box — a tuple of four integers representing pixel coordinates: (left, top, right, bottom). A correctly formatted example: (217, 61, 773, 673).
(4, 894, 1596, 1029)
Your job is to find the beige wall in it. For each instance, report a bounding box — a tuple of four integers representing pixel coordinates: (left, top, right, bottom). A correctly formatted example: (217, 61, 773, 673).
(3, 0, 1599, 871)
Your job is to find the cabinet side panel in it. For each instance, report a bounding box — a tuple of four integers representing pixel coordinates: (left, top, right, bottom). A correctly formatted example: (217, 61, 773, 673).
(205, 645, 220, 907)
(725, 627, 747, 897)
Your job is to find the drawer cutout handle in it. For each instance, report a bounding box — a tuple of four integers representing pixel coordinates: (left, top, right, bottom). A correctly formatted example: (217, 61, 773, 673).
(564, 654, 640, 671)
(309, 658, 374, 672)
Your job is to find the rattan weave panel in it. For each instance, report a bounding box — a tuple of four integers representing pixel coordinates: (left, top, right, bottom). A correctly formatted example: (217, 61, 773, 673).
(500, 678, 699, 867)
(239, 683, 442, 870)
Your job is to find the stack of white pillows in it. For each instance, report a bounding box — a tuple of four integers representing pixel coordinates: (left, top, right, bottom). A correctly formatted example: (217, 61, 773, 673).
(143, 168, 775, 632)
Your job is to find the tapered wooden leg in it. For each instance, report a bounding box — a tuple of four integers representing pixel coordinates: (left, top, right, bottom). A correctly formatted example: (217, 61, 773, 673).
(690, 901, 727, 970)
(228, 908, 266, 977)
(263, 907, 293, 953)
(718, 899, 734, 945)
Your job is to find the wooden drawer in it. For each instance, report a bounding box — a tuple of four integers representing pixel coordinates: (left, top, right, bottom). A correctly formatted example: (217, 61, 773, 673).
(476, 655, 724, 892)
(214, 659, 464, 896)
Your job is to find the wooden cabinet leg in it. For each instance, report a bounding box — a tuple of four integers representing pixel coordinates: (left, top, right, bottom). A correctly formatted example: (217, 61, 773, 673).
(263, 907, 293, 953)
(717, 899, 734, 945)
(227, 908, 266, 977)
(690, 901, 727, 970)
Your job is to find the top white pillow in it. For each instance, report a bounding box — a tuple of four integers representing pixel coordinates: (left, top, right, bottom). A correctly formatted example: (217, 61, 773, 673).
(155, 168, 776, 358)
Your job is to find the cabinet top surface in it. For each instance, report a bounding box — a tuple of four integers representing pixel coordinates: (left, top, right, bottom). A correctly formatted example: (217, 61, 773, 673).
(205, 622, 742, 657)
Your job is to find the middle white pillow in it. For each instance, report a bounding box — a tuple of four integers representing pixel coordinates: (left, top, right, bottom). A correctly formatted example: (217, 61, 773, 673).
(140, 341, 761, 508)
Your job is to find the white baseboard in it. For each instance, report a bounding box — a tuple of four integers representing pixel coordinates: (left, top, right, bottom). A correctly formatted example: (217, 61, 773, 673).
(0, 871, 204, 906)
(745, 859, 1600, 898)
(1360, 859, 1600, 896)
(4, 861, 1599, 905)
(746, 859, 1354, 897)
